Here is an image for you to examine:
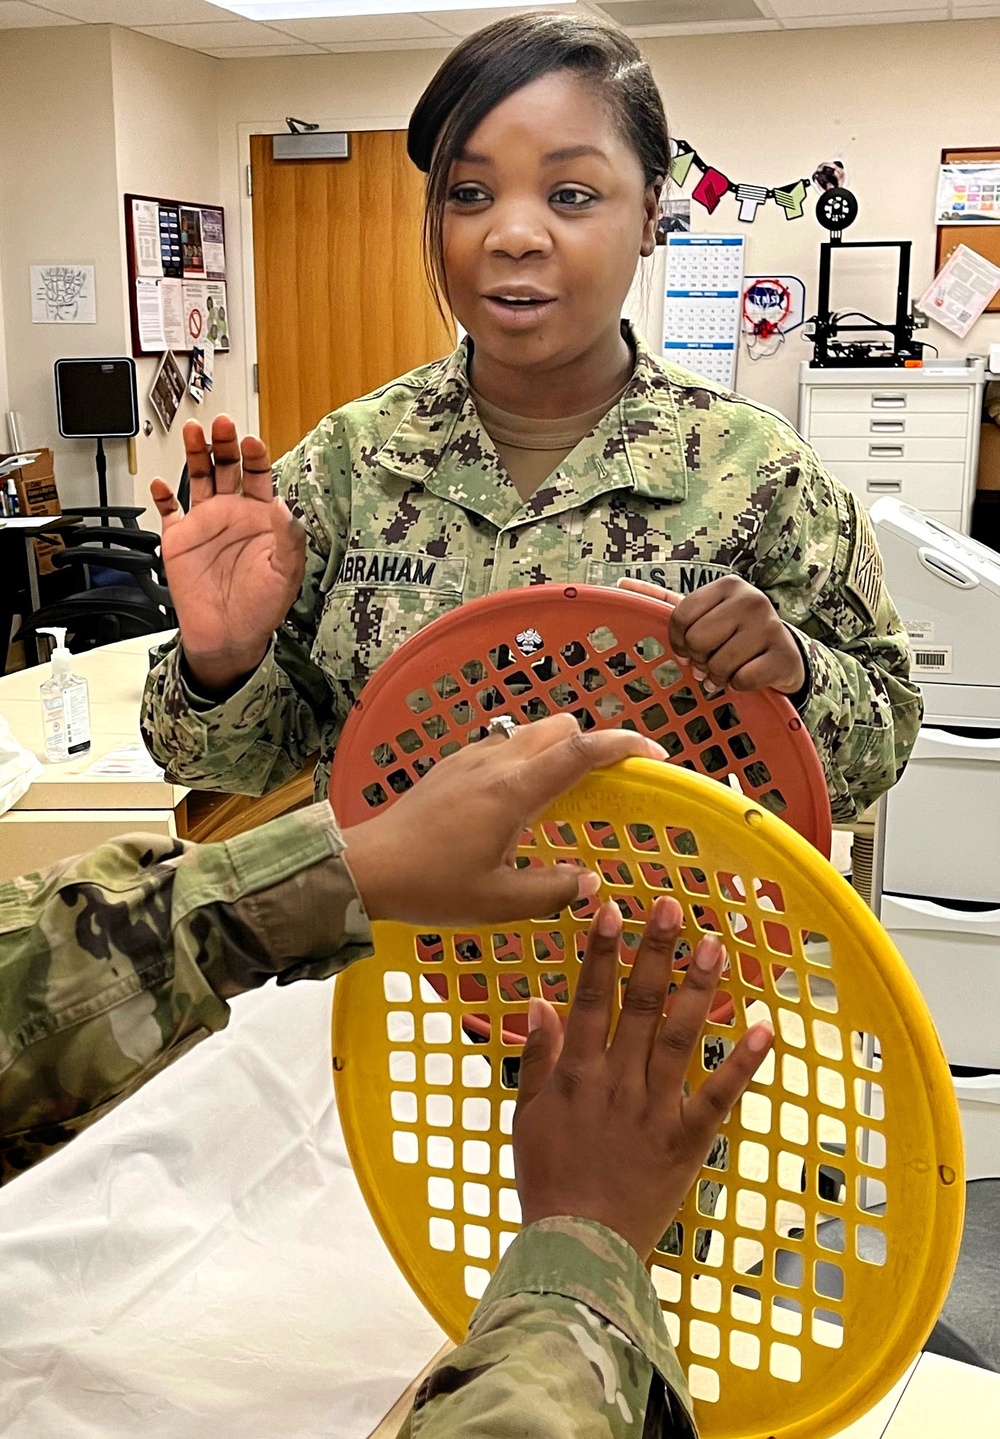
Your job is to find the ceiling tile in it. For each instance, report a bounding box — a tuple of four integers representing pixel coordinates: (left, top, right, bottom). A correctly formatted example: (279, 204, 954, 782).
(595, 0, 764, 22)
(771, 0, 944, 13)
(0, 2, 78, 26)
(319, 35, 456, 50)
(426, 5, 587, 37)
(780, 7, 948, 20)
(628, 16, 780, 29)
(274, 13, 451, 42)
(50, 0, 221, 21)
(135, 19, 284, 49)
(208, 41, 327, 55)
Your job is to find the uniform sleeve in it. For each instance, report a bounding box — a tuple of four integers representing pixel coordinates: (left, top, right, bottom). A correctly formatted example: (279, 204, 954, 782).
(139, 421, 351, 797)
(0, 805, 371, 1184)
(398, 1218, 695, 1439)
(751, 449, 923, 823)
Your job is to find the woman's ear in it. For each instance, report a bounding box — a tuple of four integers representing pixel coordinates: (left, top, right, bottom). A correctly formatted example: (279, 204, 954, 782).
(640, 178, 663, 258)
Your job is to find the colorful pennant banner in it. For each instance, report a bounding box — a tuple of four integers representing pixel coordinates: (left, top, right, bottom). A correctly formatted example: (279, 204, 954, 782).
(670, 141, 811, 222)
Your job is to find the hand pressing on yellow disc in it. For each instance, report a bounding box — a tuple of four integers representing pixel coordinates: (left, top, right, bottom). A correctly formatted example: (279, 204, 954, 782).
(514, 895, 773, 1261)
(344, 712, 666, 929)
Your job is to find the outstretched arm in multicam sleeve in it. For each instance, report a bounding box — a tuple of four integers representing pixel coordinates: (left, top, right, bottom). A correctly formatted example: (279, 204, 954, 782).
(0, 806, 365, 1183)
(140, 416, 350, 798)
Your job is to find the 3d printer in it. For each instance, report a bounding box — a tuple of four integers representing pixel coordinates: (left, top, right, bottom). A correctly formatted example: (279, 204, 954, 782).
(805, 188, 927, 368)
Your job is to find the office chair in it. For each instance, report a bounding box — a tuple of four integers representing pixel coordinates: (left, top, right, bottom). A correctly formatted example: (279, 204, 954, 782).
(12, 466, 189, 658)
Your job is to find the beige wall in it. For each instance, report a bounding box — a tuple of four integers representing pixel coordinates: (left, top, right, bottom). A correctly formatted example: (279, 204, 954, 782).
(1, 15, 999, 512)
(0, 26, 126, 508)
(109, 27, 227, 510)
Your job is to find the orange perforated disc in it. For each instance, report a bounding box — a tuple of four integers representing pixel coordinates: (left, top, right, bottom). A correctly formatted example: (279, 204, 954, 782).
(329, 584, 832, 856)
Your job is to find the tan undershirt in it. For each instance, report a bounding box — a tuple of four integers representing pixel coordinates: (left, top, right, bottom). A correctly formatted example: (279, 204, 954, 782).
(471, 381, 630, 502)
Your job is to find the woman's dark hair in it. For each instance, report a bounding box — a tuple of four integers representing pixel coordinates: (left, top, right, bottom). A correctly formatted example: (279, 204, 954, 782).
(408, 12, 670, 311)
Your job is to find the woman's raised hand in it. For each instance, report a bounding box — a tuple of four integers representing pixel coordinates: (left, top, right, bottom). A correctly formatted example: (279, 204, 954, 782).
(150, 416, 306, 695)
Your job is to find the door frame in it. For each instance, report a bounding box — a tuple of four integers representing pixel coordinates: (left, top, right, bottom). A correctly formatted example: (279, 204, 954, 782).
(237, 114, 413, 435)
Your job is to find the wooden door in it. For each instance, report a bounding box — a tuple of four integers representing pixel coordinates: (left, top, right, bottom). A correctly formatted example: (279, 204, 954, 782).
(250, 130, 454, 458)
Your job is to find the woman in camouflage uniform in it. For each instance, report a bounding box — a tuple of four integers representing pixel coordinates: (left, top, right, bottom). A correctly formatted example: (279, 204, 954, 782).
(141, 13, 920, 825)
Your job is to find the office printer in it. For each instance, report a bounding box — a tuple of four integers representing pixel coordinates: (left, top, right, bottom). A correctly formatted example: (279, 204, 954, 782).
(871, 498, 1000, 727)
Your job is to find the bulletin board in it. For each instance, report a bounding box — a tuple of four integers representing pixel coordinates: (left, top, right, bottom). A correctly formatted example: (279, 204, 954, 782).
(123, 193, 231, 355)
(936, 147, 1000, 314)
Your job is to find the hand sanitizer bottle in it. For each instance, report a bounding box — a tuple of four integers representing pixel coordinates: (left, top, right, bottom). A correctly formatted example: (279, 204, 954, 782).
(38, 627, 91, 763)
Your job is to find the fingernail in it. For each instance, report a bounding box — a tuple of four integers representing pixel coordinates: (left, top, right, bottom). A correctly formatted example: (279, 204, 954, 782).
(644, 739, 666, 760)
(576, 870, 601, 899)
(528, 997, 546, 1033)
(695, 936, 724, 971)
(649, 896, 675, 933)
(596, 901, 621, 938)
(692, 667, 707, 682)
(747, 1023, 773, 1052)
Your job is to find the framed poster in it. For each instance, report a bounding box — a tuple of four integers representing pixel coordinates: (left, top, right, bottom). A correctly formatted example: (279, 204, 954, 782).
(124, 193, 230, 355)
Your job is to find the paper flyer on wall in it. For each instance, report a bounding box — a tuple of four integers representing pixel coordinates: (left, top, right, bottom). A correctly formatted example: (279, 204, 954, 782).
(135, 277, 185, 352)
(936, 163, 1000, 224)
(180, 207, 205, 275)
(182, 280, 229, 351)
(201, 208, 226, 279)
(919, 243, 1000, 338)
(132, 199, 163, 277)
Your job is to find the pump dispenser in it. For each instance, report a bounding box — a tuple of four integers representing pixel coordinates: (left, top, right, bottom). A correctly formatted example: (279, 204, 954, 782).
(38, 627, 91, 762)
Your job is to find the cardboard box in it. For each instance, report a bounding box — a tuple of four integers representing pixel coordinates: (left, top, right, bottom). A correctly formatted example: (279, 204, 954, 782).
(1, 449, 65, 574)
(979, 421, 1000, 493)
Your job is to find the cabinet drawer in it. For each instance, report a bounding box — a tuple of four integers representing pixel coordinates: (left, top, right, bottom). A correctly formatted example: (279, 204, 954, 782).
(881, 893, 1000, 1069)
(812, 436, 968, 466)
(954, 1074, 1000, 1182)
(827, 461, 967, 511)
(807, 412, 968, 439)
(808, 387, 971, 415)
(883, 727, 1000, 902)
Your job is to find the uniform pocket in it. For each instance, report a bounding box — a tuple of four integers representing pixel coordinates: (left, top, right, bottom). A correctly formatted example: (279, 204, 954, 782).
(315, 549, 468, 682)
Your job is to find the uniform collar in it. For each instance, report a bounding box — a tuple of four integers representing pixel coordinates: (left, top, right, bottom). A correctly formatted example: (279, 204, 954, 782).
(376, 322, 688, 511)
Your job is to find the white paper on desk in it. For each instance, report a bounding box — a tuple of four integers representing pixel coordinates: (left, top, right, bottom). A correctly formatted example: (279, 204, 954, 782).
(919, 244, 1000, 339)
(82, 742, 164, 778)
(0, 980, 445, 1439)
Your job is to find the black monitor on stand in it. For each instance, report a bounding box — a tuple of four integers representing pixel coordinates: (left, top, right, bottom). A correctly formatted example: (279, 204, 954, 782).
(54, 357, 139, 508)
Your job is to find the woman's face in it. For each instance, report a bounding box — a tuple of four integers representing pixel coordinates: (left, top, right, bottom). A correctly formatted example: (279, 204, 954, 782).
(442, 71, 658, 376)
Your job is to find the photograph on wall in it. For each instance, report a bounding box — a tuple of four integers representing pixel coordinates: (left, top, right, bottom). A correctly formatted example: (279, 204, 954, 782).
(148, 350, 186, 432)
(188, 340, 214, 404)
(180, 207, 205, 275)
(30, 264, 96, 323)
(656, 197, 692, 242)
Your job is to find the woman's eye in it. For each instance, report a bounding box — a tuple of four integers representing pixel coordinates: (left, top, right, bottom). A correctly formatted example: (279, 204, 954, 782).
(449, 186, 490, 205)
(552, 188, 595, 208)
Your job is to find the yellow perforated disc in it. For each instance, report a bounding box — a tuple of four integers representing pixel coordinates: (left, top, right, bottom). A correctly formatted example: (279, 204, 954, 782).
(333, 760, 963, 1439)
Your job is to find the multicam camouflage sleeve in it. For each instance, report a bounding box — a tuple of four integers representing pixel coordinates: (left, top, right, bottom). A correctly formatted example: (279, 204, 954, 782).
(745, 440, 923, 822)
(0, 805, 370, 1183)
(399, 1218, 696, 1439)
